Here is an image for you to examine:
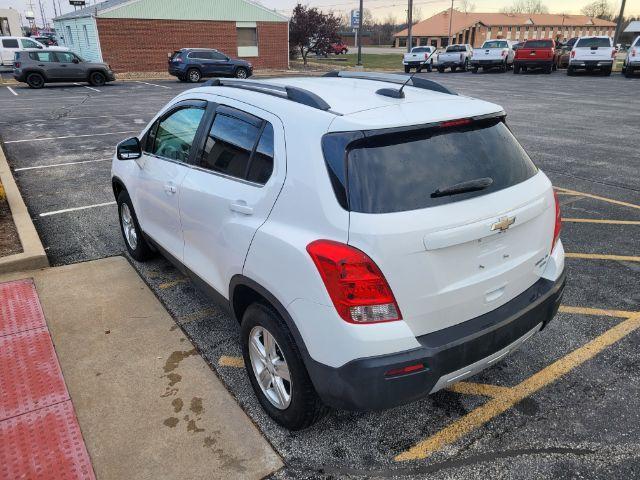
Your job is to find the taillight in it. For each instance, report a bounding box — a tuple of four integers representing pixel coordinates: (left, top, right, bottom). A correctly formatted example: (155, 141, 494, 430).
(501, 50, 507, 57)
(632, 48, 637, 57)
(14, 62, 20, 68)
(552, 191, 562, 252)
(571, 50, 576, 58)
(306, 240, 402, 324)
(440, 118, 472, 128)
(459, 53, 464, 61)
(611, 49, 616, 58)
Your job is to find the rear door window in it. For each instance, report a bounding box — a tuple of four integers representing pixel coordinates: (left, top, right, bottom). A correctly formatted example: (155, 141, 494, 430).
(2, 39, 19, 48)
(576, 37, 611, 48)
(322, 118, 538, 214)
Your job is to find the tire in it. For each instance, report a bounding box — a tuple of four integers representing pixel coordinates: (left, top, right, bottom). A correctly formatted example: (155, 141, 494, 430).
(117, 191, 155, 261)
(513, 64, 520, 74)
(545, 63, 553, 74)
(603, 67, 612, 76)
(501, 61, 507, 73)
(26, 72, 45, 89)
(178, 76, 187, 82)
(341, 48, 347, 54)
(89, 71, 106, 87)
(235, 67, 249, 79)
(625, 66, 634, 78)
(241, 303, 326, 430)
(404, 65, 410, 73)
(463, 58, 469, 71)
(437, 66, 444, 73)
(471, 66, 478, 73)
(451, 66, 457, 72)
(186, 68, 201, 83)
(567, 66, 575, 76)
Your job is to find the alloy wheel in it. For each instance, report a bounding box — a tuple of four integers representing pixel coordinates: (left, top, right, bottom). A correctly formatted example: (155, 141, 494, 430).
(248, 326, 292, 410)
(120, 203, 138, 250)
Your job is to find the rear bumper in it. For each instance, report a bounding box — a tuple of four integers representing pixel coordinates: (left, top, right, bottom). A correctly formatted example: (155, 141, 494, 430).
(168, 67, 185, 76)
(570, 60, 613, 68)
(515, 59, 553, 67)
(307, 270, 566, 411)
(439, 61, 465, 68)
(471, 59, 504, 66)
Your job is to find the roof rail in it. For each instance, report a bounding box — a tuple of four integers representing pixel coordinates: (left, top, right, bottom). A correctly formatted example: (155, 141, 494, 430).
(201, 78, 332, 112)
(323, 71, 457, 96)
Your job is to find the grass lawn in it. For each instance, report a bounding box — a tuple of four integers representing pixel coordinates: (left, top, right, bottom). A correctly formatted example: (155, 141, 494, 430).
(313, 53, 402, 70)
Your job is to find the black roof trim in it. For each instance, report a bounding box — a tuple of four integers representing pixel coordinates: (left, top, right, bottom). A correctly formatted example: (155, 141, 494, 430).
(202, 78, 332, 112)
(323, 71, 457, 96)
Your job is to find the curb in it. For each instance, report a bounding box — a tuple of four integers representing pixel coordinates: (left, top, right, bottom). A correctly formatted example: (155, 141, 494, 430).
(0, 144, 49, 273)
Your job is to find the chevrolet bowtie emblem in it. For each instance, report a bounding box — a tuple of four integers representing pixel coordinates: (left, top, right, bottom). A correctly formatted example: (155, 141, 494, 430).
(491, 216, 516, 232)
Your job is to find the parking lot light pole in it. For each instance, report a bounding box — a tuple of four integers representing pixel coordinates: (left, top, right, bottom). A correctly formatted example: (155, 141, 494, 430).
(614, 0, 627, 47)
(357, 0, 363, 66)
(407, 0, 413, 53)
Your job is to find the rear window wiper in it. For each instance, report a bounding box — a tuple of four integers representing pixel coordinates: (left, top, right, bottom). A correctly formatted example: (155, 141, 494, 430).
(431, 177, 493, 198)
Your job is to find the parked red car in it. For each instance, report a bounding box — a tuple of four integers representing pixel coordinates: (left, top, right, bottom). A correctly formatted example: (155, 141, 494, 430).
(331, 42, 349, 55)
(514, 39, 558, 74)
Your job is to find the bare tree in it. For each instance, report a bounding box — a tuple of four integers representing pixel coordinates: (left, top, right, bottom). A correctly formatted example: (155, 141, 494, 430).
(500, 0, 549, 14)
(581, 0, 614, 20)
(458, 0, 476, 14)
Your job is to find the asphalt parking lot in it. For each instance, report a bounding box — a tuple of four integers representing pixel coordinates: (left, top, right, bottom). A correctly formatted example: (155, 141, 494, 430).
(1, 71, 639, 479)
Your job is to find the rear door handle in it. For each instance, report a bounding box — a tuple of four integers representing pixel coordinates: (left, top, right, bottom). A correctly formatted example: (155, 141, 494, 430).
(229, 201, 253, 215)
(164, 182, 177, 195)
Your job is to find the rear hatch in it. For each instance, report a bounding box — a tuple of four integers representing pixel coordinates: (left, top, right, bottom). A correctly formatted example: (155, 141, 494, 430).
(325, 116, 555, 337)
(168, 50, 184, 69)
(475, 40, 509, 61)
(572, 37, 613, 62)
(517, 40, 554, 61)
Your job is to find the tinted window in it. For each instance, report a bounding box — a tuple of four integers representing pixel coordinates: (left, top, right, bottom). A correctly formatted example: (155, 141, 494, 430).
(412, 47, 430, 53)
(523, 40, 553, 48)
(576, 37, 611, 48)
(2, 39, 19, 48)
(483, 41, 508, 48)
(189, 51, 212, 60)
(150, 107, 204, 162)
(198, 107, 274, 184)
(56, 52, 77, 63)
(445, 45, 465, 52)
(247, 124, 274, 184)
(29, 51, 55, 62)
(323, 119, 538, 214)
(211, 51, 227, 60)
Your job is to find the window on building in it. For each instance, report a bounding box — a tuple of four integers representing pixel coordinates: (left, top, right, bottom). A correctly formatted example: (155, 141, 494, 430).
(440, 37, 449, 47)
(237, 27, 257, 47)
(83, 25, 89, 45)
(66, 25, 74, 45)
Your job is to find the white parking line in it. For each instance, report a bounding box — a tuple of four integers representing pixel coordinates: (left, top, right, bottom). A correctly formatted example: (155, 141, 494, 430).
(14, 158, 111, 171)
(39, 201, 116, 217)
(7, 86, 18, 96)
(135, 80, 171, 89)
(74, 83, 101, 93)
(4, 130, 138, 143)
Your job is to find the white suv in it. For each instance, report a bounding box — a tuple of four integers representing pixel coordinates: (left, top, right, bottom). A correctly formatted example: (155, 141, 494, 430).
(111, 72, 566, 429)
(0, 36, 69, 66)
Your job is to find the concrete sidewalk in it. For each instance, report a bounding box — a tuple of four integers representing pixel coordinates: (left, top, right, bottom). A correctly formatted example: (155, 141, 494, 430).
(0, 256, 282, 479)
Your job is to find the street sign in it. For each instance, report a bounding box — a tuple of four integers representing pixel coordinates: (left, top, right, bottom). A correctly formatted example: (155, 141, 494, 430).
(350, 9, 360, 28)
(25, 10, 35, 20)
(69, 0, 86, 6)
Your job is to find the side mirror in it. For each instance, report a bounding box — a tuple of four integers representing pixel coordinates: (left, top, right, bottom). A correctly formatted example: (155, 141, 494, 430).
(117, 137, 142, 160)
(72, 57, 80, 64)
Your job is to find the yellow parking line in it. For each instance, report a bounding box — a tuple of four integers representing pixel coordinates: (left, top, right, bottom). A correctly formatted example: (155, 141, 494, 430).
(395, 312, 640, 462)
(559, 305, 636, 318)
(562, 218, 640, 225)
(446, 382, 512, 398)
(218, 355, 245, 368)
(158, 278, 189, 289)
(565, 253, 640, 262)
(554, 187, 640, 210)
(177, 307, 218, 324)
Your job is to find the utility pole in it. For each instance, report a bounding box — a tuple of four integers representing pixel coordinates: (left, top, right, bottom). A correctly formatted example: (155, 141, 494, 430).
(613, 0, 627, 47)
(357, 0, 363, 66)
(407, 0, 413, 52)
(52, 0, 58, 19)
(447, 0, 454, 46)
(37, 0, 46, 30)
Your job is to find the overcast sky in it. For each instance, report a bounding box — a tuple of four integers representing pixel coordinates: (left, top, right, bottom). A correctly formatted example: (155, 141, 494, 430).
(2, 0, 638, 28)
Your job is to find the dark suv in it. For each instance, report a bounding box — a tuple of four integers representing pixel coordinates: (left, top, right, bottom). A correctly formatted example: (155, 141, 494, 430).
(168, 48, 253, 82)
(13, 50, 115, 88)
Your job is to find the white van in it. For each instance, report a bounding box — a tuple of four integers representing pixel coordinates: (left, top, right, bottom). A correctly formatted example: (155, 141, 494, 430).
(0, 36, 69, 66)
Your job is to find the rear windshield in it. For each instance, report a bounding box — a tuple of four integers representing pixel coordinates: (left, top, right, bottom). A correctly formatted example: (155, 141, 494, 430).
(636, 38, 640, 47)
(522, 40, 553, 49)
(170, 50, 183, 60)
(322, 118, 538, 214)
(411, 47, 430, 53)
(445, 45, 466, 52)
(483, 41, 508, 49)
(576, 37, 611, 48)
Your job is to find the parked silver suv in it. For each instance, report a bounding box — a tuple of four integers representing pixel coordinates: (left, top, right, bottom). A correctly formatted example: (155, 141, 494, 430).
(13, 50, 115, 88)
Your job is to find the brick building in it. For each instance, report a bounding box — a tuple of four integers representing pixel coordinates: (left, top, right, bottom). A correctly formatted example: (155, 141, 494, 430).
(53, 0, 288, 73)
(394, 10, 617, 49)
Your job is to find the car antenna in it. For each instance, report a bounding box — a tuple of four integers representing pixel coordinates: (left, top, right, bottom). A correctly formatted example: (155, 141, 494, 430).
(376, 50, 438, 99)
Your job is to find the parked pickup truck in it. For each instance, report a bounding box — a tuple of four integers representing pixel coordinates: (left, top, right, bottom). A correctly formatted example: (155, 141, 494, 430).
(514, 39, 557, 74)
(622, 35, 640, 78)
(568, 36, 615, 76)
(471, 40, 514, 73)
(437, 44, 473, 72)
(403, 46, 435, 72)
